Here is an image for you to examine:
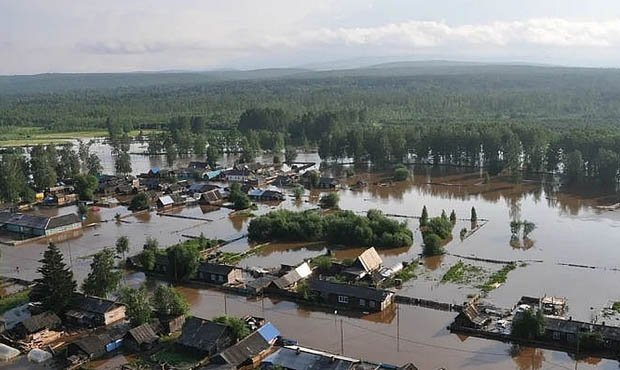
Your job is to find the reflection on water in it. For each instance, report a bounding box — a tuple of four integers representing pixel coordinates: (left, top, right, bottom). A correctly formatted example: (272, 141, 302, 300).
(4, 146, 620, 369)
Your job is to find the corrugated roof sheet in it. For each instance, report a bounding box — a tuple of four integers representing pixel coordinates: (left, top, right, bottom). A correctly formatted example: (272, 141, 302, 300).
(257, 322, 280, 342)
(262, 346, 357, 370)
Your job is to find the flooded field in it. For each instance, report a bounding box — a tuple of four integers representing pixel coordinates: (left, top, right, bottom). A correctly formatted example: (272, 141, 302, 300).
(2, 140, 620, 369)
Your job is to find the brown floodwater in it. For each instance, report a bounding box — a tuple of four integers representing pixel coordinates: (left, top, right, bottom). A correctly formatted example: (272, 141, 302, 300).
(3, 142, 620, 369)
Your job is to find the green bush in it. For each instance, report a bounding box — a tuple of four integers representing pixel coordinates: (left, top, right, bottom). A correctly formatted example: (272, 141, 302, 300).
(248, 209, 413, 248)
(393, 166, 409, 181)
(422, 233, 444, 256)
(319, 193, 339, 209)
(129, 193, 149, 211)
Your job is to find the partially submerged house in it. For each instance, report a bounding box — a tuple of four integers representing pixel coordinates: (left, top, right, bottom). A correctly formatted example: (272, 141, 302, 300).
(66, 295, 126, 327)
(196, 263, 243, 285)
(177, 317, 234, 358)
(308, 280, 395, 312)
(543, 317, 620, 350)
(541, 296, 567, 316)
(317, 177, 340, 189)
(0, 212, 82, 238)
(268, 262, 312, 291)
(156, 195, 175, 209)
(248, 188, 285, 201)
(452, 302, 490, 330)
(343, 247, 383, 281)
(125, 323, 159, 351)
(211, 322, 280, 369)
(224, 168, 253, 183)
(199, 189, 224, 205)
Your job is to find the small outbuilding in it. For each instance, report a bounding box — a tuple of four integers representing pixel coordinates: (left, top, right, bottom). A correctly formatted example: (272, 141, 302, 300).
(125, 323, 159, 351)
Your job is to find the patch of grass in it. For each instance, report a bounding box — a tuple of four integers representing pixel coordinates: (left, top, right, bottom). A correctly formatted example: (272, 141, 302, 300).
(216, 252, 244, 265)
(151, 349, 202, 366)
(394, 261, 418, 282)
(0, 128, 158, 146)
(478, 263, 517, 292)
(441, 260, 484, 284)
(0, 289, 31, 314)
(612, 301, 620, 312)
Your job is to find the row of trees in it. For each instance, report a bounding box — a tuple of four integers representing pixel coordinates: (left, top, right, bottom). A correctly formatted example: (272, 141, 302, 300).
(126, 106, 620, 187)
(248, 209, 413, 248)
(0, 141, 103, 203)
(29, 242, 189, 326)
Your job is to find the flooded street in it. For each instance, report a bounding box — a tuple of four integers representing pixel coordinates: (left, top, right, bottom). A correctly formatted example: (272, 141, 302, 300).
(2, 141, 620, 369)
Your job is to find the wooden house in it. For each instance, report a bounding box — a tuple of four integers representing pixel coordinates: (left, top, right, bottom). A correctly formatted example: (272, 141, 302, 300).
(308, 279, 394, 312)
(125, 323, 159, 351)
(176, 317, 234, 358)
(211, 322, 280, 369)
(196, 263, 243, 285)
(66, 295, 126, 327)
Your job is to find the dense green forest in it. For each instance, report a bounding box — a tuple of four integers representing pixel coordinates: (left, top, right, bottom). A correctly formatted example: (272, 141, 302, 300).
(5, 64, 620, 131)
(4, 63, 620, 204)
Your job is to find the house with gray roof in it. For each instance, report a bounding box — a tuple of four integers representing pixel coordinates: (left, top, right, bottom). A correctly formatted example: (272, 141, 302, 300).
(0, 212, 82, 237)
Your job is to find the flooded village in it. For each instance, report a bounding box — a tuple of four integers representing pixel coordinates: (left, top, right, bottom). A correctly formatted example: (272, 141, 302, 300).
(1, 139, 620, 370)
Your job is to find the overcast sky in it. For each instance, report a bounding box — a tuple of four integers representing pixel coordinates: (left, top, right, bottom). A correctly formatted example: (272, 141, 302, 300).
(4, 0, 620, 74)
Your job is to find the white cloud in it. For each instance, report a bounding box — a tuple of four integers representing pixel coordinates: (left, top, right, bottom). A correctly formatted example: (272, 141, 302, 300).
(4, 0, 620, 73)
(290, 19, 620, 49)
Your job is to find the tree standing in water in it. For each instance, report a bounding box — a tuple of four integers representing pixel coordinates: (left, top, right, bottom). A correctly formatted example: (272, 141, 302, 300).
(82, 248, 122, 298)
(420, 206, 429, 227)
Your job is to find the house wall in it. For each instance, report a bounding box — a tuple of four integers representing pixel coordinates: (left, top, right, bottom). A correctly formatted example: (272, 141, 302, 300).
(45, 222, 82, 236)
(320, 292, 384, 312)
(103, 306, 126, 326)
(198, 271, 227, 285)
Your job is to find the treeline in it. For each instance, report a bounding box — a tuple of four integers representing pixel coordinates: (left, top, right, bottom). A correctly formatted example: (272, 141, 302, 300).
(9, 66, 620, 132)
(0, 141, 102, 203)
(248, 209, 413, 248)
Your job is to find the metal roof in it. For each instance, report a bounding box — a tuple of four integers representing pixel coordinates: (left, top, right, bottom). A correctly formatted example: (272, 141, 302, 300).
(0, 212, 81, 230)
(158, 195, 174, 206)
(257, 322, 280, 342)
(262, 346, 358, 370)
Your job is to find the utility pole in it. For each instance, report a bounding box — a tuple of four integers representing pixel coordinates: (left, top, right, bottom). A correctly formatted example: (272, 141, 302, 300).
(261, 295, 265, 317)
(224, 292, 228, 315)
(340, 319, 344, 355)
(397, 304, 400, 352)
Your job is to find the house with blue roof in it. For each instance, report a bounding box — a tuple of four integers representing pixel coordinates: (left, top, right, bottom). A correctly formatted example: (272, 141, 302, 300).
(209, 322, 280, 369)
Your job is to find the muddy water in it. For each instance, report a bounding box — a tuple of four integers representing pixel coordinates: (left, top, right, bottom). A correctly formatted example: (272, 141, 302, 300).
(174, 286, 618, 370)
(3, 143, 620, 368)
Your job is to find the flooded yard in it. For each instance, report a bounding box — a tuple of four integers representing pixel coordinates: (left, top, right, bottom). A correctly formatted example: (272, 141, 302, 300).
(2, 142, 620, 368)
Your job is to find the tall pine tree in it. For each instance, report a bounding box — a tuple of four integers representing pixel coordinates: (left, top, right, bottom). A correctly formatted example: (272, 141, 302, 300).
(30, 243, 77, 314)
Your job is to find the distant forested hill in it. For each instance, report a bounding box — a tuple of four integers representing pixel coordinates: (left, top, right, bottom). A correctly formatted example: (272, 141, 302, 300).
(2, 63, 620, 131)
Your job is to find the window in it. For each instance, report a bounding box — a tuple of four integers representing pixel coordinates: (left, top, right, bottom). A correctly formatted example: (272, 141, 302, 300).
(338, 295, 349, 304)
(211, 274, 216, 281)
(553, 331, 560, 340)
(369, 300, 376, 308)
(359, 299, 366, 306)
(218, 275, 225, 282)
